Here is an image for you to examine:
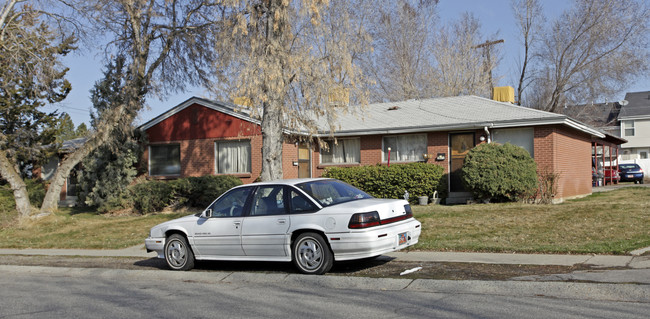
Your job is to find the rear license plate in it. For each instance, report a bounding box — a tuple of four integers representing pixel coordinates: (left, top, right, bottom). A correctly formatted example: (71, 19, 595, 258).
(627, 174, 634, 178)
(398, 232, 408, 245)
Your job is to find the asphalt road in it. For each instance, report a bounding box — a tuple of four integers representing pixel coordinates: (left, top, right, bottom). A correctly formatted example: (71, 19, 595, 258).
(1, 266, 648, 319)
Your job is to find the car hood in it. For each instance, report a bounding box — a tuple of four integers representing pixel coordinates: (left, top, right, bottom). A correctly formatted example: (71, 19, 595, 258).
(319, 198, 411, 220)
(152, 214, 198, 231)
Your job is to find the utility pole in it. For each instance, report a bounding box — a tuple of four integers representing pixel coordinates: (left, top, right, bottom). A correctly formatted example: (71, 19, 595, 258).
(473, 39, 504, 93)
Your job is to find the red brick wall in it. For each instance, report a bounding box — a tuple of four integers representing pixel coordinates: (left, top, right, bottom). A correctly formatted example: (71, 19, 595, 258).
(426, 132, 450, 173)
(534, 125, 592, 200)
(283, 141, 299, 179)
(552, 126, 593, 200)
(144, 135, 264, 184)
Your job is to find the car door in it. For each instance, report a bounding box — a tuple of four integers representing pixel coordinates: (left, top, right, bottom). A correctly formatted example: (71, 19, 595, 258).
(240, 185, 291, 256)
(191, 187, 252, 257)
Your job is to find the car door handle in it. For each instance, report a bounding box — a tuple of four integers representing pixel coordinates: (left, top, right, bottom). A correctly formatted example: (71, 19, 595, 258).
(233, 221, 241, 228)
(277, 219, 286, 225)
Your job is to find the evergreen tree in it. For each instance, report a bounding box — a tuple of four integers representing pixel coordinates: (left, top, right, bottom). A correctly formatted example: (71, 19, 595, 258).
(75, 123, 89, 137)
(77, 56, 143, 208)
(55, 113, 78, 143)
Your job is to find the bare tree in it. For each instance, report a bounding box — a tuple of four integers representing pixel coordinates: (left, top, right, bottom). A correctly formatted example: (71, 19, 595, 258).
(532, 0, 649, 112)
(37, 0, 219, 215)
(430, 13, 498, 98)
(212, 0, 371, 181)
(363, 1, 437, 102)
(511, 0, 544, 105)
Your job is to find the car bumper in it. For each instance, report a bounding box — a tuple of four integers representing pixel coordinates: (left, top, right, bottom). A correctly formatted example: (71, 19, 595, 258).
(328, 218, 421, 261)
(619, 173, 644, 182)
(145, 237, 165, 258)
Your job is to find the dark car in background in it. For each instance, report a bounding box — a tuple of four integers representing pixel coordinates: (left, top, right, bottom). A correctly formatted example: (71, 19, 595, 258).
(618, 164, 644, 184)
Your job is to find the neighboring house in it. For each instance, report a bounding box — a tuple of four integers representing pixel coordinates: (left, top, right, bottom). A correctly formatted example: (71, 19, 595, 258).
(618, 91, 650, 172)
(139, 95, 619, 203)
(38, 137, 86, 207)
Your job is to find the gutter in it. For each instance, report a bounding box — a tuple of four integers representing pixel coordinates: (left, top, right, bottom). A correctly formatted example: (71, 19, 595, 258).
(309, 117, 604, 139)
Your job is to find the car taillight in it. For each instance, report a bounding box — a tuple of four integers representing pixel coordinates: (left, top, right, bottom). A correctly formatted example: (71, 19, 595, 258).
(348, 211, 380, 229)
(348, 206, 415, 229)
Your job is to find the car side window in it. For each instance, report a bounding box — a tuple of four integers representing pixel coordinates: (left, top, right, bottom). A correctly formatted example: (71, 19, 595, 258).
(289, 189, 318, 214)
(207, 187, 251, 217)
(250, 185, 286, 216)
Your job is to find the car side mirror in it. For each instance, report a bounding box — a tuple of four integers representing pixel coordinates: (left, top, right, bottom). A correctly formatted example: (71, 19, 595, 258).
(202, 208, 213, 218)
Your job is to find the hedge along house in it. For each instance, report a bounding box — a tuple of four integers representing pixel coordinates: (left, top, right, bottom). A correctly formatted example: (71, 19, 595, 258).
(139, 95, 613, 203)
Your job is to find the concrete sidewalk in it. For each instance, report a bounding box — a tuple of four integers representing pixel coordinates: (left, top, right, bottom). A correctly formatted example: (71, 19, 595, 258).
(1, 245, 648, 269)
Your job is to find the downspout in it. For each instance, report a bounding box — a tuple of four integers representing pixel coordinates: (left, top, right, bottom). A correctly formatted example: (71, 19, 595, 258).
(484, 124, 493, 143)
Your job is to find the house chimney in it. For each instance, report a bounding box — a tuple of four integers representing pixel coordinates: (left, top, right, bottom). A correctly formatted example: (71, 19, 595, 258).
(493, 86, 515, 103)
(328, 87, 350, 107)
(233, 97, 252, 107)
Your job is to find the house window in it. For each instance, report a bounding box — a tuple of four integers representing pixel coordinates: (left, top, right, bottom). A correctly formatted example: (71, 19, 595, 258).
(382, 134, 427, 162)
(320, 138, 360, 164)
(492, 127, 534, 157)
(215, 140, 251, 174)
(640, 151, 648, 159)
(623, 120, 635, 137)
(149, 144, 181, 176)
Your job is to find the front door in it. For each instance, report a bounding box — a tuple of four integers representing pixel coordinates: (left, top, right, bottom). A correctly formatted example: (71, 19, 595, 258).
(298, 143, 311, 178)
(449, 133, 475, 192)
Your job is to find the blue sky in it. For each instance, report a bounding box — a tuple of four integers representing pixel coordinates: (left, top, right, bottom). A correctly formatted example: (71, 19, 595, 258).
(49, 0, 649, 127)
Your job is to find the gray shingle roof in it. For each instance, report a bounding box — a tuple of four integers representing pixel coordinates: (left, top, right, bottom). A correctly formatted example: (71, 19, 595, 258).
(139, 95, 604, 138)
(316, 95, 579, 136)
(619, 91, 650, 119)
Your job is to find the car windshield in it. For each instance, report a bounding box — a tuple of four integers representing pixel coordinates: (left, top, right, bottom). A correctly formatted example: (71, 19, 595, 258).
(620, 164, 640, 170)
(296, 180, 373, 207)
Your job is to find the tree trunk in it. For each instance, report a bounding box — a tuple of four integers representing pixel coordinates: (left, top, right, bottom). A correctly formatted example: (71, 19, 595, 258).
(40, 103, 130, 213)
(260, 99, 284, 181)
(0, 149, 34, 218)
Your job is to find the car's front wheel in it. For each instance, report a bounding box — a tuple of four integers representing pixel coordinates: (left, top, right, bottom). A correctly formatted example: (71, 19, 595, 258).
(292, 232, 333, 275)
(164, 234, 195, 271)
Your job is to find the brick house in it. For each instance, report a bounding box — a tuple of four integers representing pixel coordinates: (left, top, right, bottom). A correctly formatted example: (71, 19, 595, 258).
(139, 96, 617, 203)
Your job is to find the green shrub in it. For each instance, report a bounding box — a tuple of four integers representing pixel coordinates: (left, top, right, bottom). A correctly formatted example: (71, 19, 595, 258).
(130, 180, 175, 214)
(99, 175, 244, 214)
(183, 175, 243, 208)
(323, 163, 445, 203)
(26, 179, 46, 207)
(461, 143, 538, 202)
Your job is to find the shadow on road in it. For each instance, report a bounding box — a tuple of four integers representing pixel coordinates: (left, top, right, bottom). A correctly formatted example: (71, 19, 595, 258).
(132, 256, 395, 274)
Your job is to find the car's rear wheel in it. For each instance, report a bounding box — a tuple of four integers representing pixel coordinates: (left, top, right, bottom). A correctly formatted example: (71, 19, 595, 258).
(292, 232, 333, 275)
(164, 234, 195, 271)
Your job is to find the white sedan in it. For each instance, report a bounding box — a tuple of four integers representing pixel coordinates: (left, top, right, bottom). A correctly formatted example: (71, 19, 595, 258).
(145, 178, 421, 275)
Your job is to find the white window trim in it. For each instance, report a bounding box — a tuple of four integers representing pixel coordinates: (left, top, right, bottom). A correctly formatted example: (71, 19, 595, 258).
(319, 138, 361, 165)
(623, 120, 635, 137)
(381, 133, 428, 163)
(148, 144, 181, 176)
(214, 139, 252, 174)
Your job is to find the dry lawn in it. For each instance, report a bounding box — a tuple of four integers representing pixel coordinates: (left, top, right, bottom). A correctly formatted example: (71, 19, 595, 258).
(413, 187, 650, 254)
(0, 187, 648, 254)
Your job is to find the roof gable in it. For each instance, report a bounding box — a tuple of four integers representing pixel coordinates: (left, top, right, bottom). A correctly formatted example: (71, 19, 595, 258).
(141, 97, 261, 142)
